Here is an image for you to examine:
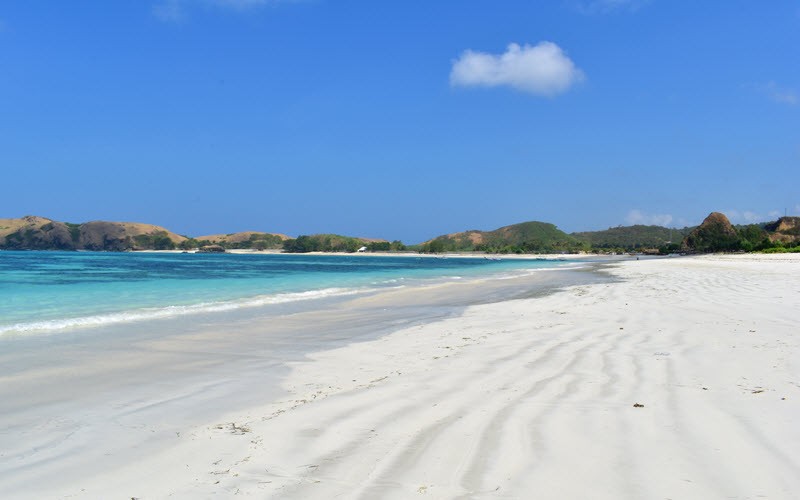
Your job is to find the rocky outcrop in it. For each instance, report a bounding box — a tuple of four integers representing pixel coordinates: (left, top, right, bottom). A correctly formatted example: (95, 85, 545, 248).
(0, 216, 186, 251)
(764, 216, 800, 243)
(0, 216, 77, 250)
(682, 212, 740, 252)
(79, 221, 186, 251)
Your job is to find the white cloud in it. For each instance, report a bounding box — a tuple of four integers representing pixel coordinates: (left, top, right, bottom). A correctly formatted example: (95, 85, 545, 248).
(760, 81, 798, 106)
(450, 42, 584, 97)
(742, 211, 763, 223)
(724, 209, 741, 222)
(625, 209, 673, 227)
(723, 209, 783, 224)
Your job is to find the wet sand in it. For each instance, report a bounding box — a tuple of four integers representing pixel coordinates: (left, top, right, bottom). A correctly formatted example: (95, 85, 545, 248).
(2, 255, 799, 499)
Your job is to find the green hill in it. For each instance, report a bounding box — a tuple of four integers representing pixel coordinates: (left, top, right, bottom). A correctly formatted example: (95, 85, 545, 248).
(419, 221, 583, 254)
(571, 225, 692, 251)
(193, 231, 289, 250)
(282, 234, 401, 253)
(3, 213, 797, 254)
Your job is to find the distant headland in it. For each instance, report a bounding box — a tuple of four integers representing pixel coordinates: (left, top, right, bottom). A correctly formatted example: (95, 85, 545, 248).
(1, 213, 798, 254)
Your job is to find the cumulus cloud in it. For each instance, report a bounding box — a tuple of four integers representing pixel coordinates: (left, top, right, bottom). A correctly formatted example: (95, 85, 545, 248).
(724, 209, 783, 224)
(625, 209, 673, 227)
(450, 42, 584, 97)
(760, 81, 798, 106)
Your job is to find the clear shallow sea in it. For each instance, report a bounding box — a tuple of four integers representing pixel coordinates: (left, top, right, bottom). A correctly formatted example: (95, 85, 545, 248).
(0, 251, 569, 336)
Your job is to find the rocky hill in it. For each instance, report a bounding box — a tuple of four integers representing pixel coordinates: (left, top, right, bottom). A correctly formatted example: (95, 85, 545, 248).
(0, 216, 76, 250)
(682, 212, 740, 252)
(764, 216, 800, 243)
(0, 216, 186, 251)
(79, 221, 186, 251)
(2, 213, 798, 253)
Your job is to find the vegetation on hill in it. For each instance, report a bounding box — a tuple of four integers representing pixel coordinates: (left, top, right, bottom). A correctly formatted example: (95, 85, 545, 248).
(2, 213, 798, 254)
(130, 231, 178, 251)
(362, 240, 407, 252)
(682, 212, 740, 252)
(682, 214, 799, 253)
(423, 214, 799, 255)
(282, 234, 404, 253)
(419, 221, 586, 254)
(191, 231, 288, 251)
(0, 217, 75, 250)
(78, 221, 186, 251)
(764, 216, 800, 242)
(187, 233, 286, 251)
(572, 225, 693, 253)
(0, 216, 186, 251)
(755, 217, 800, 252)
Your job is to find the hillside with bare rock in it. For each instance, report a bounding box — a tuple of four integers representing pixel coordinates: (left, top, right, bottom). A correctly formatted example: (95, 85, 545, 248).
(0, 216, 77, 250)
(682, 212, 740, 252)
(764, 217, 800, 243)
(0, 216, 186, 251)
(2, 212, 798, 253)
(79, 221, 187, 251)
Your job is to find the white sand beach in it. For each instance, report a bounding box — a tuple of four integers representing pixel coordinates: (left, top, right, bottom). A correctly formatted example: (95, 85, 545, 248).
(2, 254, 799, 499)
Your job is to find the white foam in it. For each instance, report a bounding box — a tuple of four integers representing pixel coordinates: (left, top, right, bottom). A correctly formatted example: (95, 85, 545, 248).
(0, 287, 366, 336)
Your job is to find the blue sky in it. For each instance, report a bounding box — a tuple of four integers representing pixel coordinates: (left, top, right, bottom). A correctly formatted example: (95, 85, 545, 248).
(1, 1, 798, 243)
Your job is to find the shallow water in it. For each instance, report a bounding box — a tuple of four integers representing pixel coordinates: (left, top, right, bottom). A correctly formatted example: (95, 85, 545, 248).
(0, 259, 614, 496)
(0, 251, 571, 336)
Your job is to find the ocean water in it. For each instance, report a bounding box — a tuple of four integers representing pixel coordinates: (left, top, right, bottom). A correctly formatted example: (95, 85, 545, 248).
(0, 251, 569, 336)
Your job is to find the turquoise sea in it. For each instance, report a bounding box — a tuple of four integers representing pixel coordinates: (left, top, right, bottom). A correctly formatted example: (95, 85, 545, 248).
(0, 251, 569, 336)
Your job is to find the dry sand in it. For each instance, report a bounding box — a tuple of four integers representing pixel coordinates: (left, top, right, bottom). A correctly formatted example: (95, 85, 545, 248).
(2, 254, 799, 498)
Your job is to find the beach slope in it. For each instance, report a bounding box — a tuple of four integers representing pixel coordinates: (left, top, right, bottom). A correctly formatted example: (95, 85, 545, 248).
(4, 255, 799, 499)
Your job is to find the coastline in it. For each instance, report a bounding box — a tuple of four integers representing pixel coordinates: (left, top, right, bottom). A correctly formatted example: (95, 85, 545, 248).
(0, 252, 597, 338)
(0, 262, 601, 498)
(141, 248, 602, 260)
(2, 255, 799, 498)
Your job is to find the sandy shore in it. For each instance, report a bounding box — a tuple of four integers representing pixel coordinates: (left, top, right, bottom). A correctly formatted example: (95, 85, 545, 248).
(2, 254, 799, 498)
(144, 248, 596, 260)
